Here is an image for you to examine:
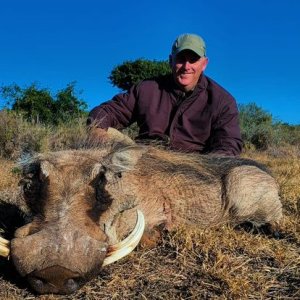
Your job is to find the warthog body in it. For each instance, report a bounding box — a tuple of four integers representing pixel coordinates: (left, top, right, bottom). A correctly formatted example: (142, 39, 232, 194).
(3, 139, 282, 294)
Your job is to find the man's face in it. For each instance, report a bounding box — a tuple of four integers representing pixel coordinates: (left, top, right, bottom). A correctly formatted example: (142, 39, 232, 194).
(170, 50, 208, 92)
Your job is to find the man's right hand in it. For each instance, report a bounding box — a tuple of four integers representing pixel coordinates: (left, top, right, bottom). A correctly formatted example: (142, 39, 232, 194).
(88, 127, 135, 145)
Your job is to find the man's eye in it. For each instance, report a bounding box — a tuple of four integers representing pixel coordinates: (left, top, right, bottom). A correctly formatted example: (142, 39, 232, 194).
(176, 52, 200, 64)
(189, 57, 200, 64)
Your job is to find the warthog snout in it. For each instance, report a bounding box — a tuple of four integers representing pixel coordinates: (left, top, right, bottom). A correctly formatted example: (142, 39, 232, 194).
(11, 222, 108, 294)
(28, 266, 81, 294)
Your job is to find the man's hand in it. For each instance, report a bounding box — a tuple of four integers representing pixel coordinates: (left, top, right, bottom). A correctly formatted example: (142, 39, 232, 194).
(88, 127, 135, 145)
(88, 127, 110, 143)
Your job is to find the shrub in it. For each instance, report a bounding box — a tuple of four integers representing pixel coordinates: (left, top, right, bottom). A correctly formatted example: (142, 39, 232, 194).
(0, 83, 88, 125)
(239, 103, 274, 150)
(0, 110, 51, 159)
(0, 110, 88, 159)
(109, 59, 171, 92)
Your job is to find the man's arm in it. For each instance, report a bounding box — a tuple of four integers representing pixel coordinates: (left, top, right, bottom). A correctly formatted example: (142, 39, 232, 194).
(209, 99, 243, 156)
(87, 85, 138, 129)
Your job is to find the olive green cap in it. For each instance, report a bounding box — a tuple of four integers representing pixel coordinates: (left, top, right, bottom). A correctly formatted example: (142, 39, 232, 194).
(171, 33, 206, 57)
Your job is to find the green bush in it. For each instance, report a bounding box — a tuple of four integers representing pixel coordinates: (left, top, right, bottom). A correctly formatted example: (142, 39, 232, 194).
(109, 59, 171, 91)
(239, 103, 274, 150)
(239, 103, 300, 150)
(272, 123, 300, 146)
(0, 82, 88, 125)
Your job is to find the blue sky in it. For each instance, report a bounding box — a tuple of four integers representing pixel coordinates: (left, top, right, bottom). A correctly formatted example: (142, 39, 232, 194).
(1, 0, 299, 124)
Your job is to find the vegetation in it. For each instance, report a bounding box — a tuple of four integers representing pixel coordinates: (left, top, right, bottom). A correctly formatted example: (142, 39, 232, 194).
(239, 102, 273, 150)
(0, 110, 88, 159)
(239, 102, 300, 150)
(1, 98, 299, 158)
(0, 82, 87, 125)
(109, 59, 171, 91)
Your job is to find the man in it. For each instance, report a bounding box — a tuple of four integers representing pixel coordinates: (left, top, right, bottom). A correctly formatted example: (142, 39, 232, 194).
(88, 33, 243, 156)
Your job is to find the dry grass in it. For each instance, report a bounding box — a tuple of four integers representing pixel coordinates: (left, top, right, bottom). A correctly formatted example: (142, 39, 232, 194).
(0, 148, 299, 299)
(0, 159, 19, 189)
(0, 111, 89, 159)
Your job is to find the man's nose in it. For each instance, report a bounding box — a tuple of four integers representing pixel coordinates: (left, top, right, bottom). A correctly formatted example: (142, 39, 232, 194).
(182, 60, 191, 69)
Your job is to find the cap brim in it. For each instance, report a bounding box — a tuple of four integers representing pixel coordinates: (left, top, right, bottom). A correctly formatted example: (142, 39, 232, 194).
(173, 46, 203, 57)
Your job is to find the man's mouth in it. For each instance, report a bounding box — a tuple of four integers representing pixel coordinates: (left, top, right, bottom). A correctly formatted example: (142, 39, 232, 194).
(179, 72, 193, 76)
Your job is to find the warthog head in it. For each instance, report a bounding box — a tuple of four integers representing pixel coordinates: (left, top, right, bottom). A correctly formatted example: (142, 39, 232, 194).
(5, 146, 145, 294)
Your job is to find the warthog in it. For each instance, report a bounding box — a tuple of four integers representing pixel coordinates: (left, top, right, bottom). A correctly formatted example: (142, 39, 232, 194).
(0, 129, 282, 294)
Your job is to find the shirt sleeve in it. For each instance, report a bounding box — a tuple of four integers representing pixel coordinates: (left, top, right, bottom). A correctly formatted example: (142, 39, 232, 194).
(87, 85, 138, 129)
(209, 97, 243, 156)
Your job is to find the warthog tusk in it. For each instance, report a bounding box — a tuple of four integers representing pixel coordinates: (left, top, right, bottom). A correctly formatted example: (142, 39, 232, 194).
(102, 210, 145, 266)
(0, 236, 10, 258)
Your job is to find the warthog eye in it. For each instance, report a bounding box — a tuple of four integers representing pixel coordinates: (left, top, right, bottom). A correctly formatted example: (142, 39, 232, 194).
(20, 162, 43, 209)
(97, 171, 106, 185)
(21, 175, 41, 200)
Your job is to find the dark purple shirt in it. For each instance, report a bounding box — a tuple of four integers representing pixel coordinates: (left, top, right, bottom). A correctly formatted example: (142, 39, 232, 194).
(88, 74, 243, 156)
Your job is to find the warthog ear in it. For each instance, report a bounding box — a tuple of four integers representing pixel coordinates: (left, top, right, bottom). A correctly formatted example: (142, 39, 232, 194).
(40, 161, 53, 179)
(111, 146, 147, 171)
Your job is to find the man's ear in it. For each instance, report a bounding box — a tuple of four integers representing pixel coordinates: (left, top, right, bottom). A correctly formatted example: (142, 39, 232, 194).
(201, 57, 209, 72)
